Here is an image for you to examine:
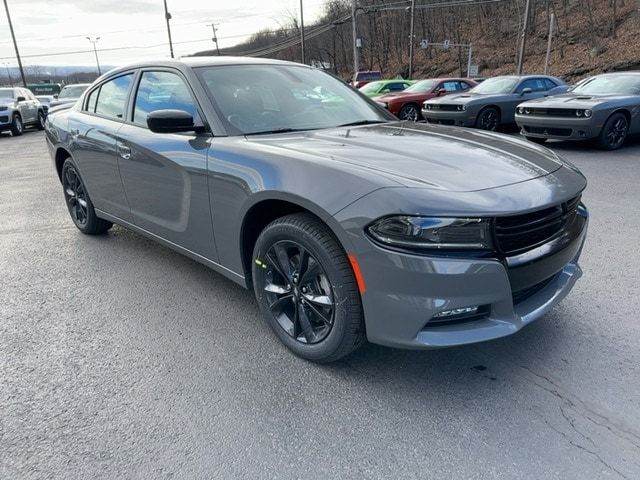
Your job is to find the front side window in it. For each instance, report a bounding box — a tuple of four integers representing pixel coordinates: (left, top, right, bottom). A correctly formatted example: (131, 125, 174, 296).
(441, 81, 460, 92)
(133, 71, 199, 126)
(196, 65, 390, 136)
(94, 74, 134, 120)
(515, 78, 550, 93)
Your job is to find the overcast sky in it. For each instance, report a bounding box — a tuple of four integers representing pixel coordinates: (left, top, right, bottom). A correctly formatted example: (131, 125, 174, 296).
(0, 0, 326, 69)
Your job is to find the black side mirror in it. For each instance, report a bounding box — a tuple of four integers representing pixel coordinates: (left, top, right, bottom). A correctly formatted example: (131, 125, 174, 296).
(16, 96, 26, 102)
(520, 87, 533, 96)
(435, 88, 445, 96)
(147, 109, 203, 134)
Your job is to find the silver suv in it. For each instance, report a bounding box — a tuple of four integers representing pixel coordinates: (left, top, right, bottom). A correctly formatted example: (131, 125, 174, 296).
(0, 87, 46, 136)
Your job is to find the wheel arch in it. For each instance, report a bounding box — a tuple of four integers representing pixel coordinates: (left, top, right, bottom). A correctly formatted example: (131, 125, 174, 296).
(54, 147, 73, 182)
(608, 108, 631, 124)
(238, 193, 353, 287)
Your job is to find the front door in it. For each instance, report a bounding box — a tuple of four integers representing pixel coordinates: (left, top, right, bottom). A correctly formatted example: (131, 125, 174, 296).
(116, 69, 217, 261)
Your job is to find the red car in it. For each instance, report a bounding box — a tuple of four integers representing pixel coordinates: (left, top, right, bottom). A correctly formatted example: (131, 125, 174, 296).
(374, 77, 478, 121)
(351, 70, 382, 89)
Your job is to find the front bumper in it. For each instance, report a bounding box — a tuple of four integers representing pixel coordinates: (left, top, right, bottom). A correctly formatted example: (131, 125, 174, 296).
(421, 108, 477, 127)
(349, 207, 588, 349)
(515, 114, 602, 140)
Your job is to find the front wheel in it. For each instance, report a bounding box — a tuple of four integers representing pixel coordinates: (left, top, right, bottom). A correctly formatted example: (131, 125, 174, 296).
(252, 213, 365, 362)
(36, 110, 46, 130)
(475, 107, 500, 131)
(398, 103, 421, 122)
(596, 112, 628, 150)
(61, 159, 113, 234)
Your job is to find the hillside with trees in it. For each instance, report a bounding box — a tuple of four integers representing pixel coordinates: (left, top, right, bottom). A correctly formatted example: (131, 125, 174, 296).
(194, 0, 640, 82)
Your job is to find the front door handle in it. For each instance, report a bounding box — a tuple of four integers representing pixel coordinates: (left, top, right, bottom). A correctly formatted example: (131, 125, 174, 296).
(117, 144, 131, 160)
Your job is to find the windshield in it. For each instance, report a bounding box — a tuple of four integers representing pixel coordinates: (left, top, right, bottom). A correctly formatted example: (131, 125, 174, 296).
(359, 81, 384, 94)
(196, 65, 391, 135)
(470, 77, 518, 94)
(0, 88, 15, 100)
(404, 80, 437, 93)
(59, 85, 89, 99)
(572, 75, 640, 95)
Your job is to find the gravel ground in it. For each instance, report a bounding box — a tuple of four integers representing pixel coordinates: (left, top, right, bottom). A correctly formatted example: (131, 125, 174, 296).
(1, 130, 639, 479)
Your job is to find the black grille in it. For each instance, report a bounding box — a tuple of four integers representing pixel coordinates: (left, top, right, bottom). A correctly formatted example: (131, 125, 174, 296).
(524, 125, 572, 137)
(494, 196, 581, 255)
(0, 115, 8, 123)
(512, 275, 556, 305)
(530, 108, 576, 117)
(427, 104, 460, 111)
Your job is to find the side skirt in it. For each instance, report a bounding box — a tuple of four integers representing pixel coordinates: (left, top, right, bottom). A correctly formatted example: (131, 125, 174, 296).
(95, 209, 248, 288)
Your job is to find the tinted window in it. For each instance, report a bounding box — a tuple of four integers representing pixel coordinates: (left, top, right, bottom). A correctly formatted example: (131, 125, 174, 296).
(543, 78, 558, 90)
(459, 81, 473, 90)
(133, 71, 198, 126)
(94, 74, 134, 119)
(85, 88, 99, 113)
(516, 78, 550, 93)
(388, 82, 406, 91)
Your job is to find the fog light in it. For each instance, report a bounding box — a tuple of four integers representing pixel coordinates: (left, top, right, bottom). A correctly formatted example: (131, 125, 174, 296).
(433, 306, 479, 318)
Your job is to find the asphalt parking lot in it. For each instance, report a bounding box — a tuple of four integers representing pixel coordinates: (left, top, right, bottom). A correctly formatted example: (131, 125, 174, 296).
(1, 129, 639, 479)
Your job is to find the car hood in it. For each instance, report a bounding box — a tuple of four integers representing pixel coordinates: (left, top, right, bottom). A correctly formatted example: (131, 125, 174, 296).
(49, 98, 78, 107)
(425, 92, 509, 106)
(245, 122, 566, 192)
(375, 92, 427, 102)
(520, 92, 635, 108)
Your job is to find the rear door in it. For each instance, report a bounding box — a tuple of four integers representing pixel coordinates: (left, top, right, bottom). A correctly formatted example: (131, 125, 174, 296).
(17, 88, 36, 123)
(115, 68, 217, 260)
(68, 73, 135, 222)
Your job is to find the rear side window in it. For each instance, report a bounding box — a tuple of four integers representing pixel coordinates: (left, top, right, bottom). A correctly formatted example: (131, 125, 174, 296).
(388, 82, 405, 92)
(94, 74, 134, 119)
(85, 88, 99, 113)
(543, 78, 558, 90)
(132, 71, 199, 126)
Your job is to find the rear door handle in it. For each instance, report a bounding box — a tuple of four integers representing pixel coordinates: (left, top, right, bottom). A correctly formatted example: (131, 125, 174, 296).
(117, 144, 131, 160)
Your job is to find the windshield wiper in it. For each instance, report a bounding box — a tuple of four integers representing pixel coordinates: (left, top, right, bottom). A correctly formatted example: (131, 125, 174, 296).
(336, 120, 388, 127)
(244, 127, 311, 136)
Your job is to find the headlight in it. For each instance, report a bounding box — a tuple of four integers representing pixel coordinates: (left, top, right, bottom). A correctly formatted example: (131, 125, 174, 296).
(517, 107, 524, 114)
(584, 109, 592, 118)
(367, 216, 492, 250)
(524, 107, 531, 115)
(576, 109, 583, 117)
(456, 104, 466, 111)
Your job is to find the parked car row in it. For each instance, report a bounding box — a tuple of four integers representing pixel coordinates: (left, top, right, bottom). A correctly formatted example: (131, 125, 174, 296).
(356, 70, 639, 150)
(0, 83, 90, 137)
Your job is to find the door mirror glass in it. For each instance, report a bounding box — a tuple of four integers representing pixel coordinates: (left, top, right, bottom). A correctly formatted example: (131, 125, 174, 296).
(520, 87, 533, 96)
(16, 96, 26, 102)
(147, 109, 200, 133)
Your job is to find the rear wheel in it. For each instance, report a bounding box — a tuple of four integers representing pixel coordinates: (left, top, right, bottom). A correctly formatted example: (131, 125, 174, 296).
(252, 213, 365, 362)
(36, 110, 46, 130)
(61, 159, 113, 234)
(10, 114, 23, 136)
(398, 103, 421, 121)
(475, 107, 500, 131)
(596, 112, 628, 150)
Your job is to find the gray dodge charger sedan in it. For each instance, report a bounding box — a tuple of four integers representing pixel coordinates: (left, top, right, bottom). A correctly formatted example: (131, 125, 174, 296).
(45, 57, 588, 362)
(515, 72, 640, 150)
(422, 75, 566, 131)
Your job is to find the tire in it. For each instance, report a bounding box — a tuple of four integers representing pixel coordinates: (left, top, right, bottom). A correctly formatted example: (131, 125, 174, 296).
(10, 114, 23, 136)
(596, 112, 628, 150)
(61, 159, 113, 235)
(252, 213, 365, 362)
(36, 110, 46, 130)
(475, 107, 500, 131)
(398, 103, 421, 122)
(525, 136, 547, 144)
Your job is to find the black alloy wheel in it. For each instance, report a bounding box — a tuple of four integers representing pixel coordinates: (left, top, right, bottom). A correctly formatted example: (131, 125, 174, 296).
(597, 112, 628, 150)
(61, 159, 112, 234)
(476, 107, 500, 131)
(252, 213, 365, 362)
(261, 240, 334, 344)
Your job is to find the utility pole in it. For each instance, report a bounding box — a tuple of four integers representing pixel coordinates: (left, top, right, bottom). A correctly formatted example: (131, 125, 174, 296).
(467, 44, 473, 77)
(2, 62, 12, 86)
(163, 0, 175, 58)
(207, 23, 221, 55)
(3, 0, 27, 87)
(86, 37, 102, 76)
(408, 0, 416, 79)
(516, 0, 531, 75)
(544, 13, 555, 75)
(299, 0, 306, 64)
(351, 0, 359, 75)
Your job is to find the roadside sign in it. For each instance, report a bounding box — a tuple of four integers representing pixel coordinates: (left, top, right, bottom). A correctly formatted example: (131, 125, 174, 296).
(469, 64, 479, 76)
(420, 39, 429, 48)
(443, 39, 450, 49)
